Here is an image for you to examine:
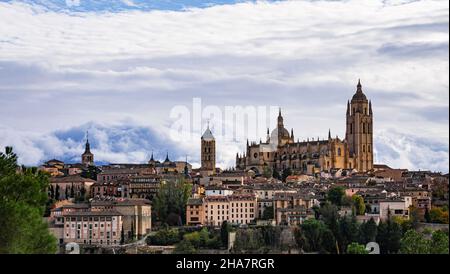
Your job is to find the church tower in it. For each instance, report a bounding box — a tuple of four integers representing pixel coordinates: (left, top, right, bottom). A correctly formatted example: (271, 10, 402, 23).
(345, 79, 373, 171)
(201, 123, 216, 175)
(81, 131, 94, 166)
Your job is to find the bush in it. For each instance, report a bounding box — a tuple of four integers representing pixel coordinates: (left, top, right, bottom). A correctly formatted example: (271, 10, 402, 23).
(146, 228, 180, 246)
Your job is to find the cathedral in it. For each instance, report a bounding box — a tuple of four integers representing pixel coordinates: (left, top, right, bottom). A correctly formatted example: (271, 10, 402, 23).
(235, 80, 374, 174)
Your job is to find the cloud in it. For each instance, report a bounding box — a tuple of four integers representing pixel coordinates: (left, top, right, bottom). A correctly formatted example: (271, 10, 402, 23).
(0, 0, 448, 172)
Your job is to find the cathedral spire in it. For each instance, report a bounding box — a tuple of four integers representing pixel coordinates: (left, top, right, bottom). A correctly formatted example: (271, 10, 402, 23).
(84, 130, 91, 153)
(346, 100, 350, 115)
(291, 128, 294, 141)
(164, 151, 170, 162)
(369, 100, 373, 115)
(328, 129, 331, 140)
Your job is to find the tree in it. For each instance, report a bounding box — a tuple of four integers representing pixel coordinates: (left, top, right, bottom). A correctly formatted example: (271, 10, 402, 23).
(55, 185, 60, 201)
(263, 166, 272, 179)
(347, 242, 368, 254)
(424, 207, 431, 223)
(174, 239, 196, 254)
(352, 195, 365, 215)
(49, 185, 55, 200)
(64, 187, 69, 200)
(338, 216, 359, 254)
(359, 218, 377, 244)
(153, 177, 192, 225)
(120, 225, 125, 245)
(400, 230, 430, 254)
(429, 207, 449, 224)
(281, 168, 292, 183)
(272, 168, 280, 180)
(262, 205, 274, 220)
(70, 183, 75, 198)
(300, 219, 329, 252)
(376, 216, 402, 254)
(430, 230, 449, 254)
(0, 147, 57, 254)
(327, 186, 345, 206)
(220, 221, 231, 248)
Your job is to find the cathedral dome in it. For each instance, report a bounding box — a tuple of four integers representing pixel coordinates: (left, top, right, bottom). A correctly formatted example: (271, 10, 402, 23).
(271, 127, 290, 143)
(352, 79, 367, 101)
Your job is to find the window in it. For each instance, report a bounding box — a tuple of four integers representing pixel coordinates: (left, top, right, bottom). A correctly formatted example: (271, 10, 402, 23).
(363, 145, 365, 152)
(337, 148, 341, 156)
(368, 145, 371, 153)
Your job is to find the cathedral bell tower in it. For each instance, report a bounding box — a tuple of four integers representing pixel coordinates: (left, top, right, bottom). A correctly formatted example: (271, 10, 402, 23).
(201, 122, 216, 175)
(81, 131, 94, 166)
(345, 79, 373, 172)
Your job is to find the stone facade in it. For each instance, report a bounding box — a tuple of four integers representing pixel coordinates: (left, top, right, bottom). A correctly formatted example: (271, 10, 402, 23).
(235, 80, 374, 174)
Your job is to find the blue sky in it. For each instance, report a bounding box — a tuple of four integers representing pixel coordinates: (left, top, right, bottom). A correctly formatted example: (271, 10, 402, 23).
(0, 0, 448, 172)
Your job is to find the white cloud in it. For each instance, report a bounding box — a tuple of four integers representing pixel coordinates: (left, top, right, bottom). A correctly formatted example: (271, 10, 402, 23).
(0, 0, 448, 172)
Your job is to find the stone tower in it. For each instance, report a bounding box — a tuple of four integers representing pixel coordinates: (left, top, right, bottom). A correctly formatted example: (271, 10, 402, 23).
(201, 123, 216, 175)
(345, 79, 373, 172)
(82, 131, 94, 166)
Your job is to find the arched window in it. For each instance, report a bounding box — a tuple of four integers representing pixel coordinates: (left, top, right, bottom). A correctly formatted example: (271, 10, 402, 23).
(363, 145, 365, 152)
(350, 123, 353, 134)
(337, 148, 341, 156)
(368, 145, 371, 153)
(362, 123, 366, 133)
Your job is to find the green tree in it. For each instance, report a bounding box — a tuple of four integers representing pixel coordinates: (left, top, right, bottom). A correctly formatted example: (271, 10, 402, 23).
(174, 239, 196, 254)
(263, 166, 272, 179)
(272, 168, 280, 180)
(120, 225, 125, 245)
(430, 230, 449, 254)
(400, 230, 430, 254)
(153, 177, 192, 225)
(424, 207, 431, 223)
(0, 147, 57, 254)
(262, 205, 274, 220)
(55, 185, 60, 201)
(338, 215, 359, 254)
(281, 168, 292, 182)
(429, 207, 449, 224)
(347, 242, 368, 254)
(220, 221, 231, 248)
(327, 186, 345, 206)
(300, 219, 329, 252)
(376, 216, 402, 254)
(359, 218, 377, 244)
(352, 195, 365, 215)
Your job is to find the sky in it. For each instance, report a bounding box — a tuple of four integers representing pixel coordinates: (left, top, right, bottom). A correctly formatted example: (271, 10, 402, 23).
(0, 0, 448, 172)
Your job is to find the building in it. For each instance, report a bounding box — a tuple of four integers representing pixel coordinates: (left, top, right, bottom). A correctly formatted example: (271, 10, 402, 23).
(81, 133, 94, 166)
(90, 198, 152, 239)
(273, 192, 319, 225)
(186, 198, 205, 226)
(379, 196, 412, 221)
(186, 194, 257, 226)
(201, 123, 216, 176)
(63, 210, 122, 246)
(50, 175, 96, 200)
(235, 80, 374, 174)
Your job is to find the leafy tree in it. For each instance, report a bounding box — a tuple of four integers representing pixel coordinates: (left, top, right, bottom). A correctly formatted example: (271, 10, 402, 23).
(174, 239, 196, 254)
(272, 168, 280, 180)
(262, 205, 274, 220)
(120, 225, 125, 245)
(81, 165, 100, 180)
(319, 202, 339, 237)
(327, 186, 345, 206)
(430, 230, 449, 254)
(347, 242, 368, 254)
(293, 227, 308, 252)
(70, 183, 75, 198)
(260, 225, 281, 248)
(49, 185, 55, 200)
(338, 216, 359, 254)
(55, 185, 60, 201)
(300, 219, 328, 252)
(400, 230, 430, 254)
(0, 147, 57, 254)
(153, 177, 192, 225)
(281, 168, 292, 183)
(429, 207, 449, 224)
(424, 207, 431, 223)
(220, 221, 231, 248)
(263, 166, 272, 179)
(376, 216, 402, 254)
(359, 218, 377, 244)
(352, 195, 365, 215)
(320, 228, 337, 254)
